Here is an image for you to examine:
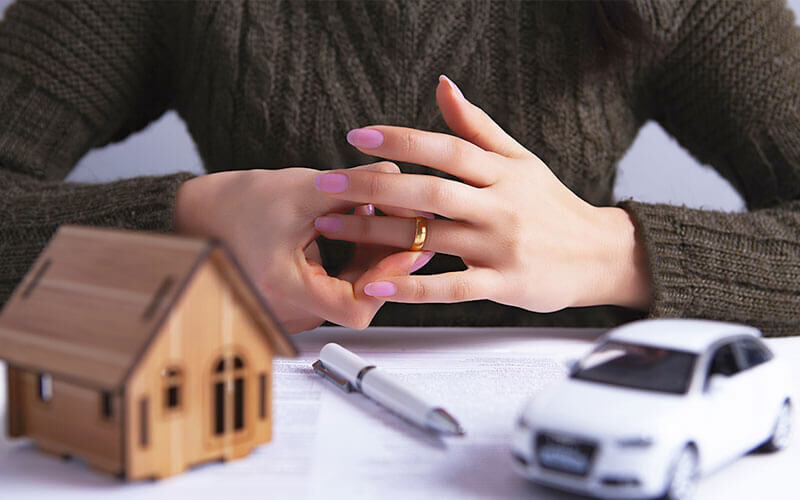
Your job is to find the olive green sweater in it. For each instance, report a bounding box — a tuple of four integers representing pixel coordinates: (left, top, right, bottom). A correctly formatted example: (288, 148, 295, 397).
(1, 0, 799, 336)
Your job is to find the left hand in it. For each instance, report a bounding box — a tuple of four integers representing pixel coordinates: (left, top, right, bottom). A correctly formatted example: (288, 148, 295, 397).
(311, 76, 652, 313)
(174, 161, 432, 333)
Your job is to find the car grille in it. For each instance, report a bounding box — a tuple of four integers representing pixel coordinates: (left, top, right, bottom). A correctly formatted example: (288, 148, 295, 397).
(535, 432, 598, 477)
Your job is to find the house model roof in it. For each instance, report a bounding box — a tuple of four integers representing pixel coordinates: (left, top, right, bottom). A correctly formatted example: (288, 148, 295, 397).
(0, 225, 297, 390)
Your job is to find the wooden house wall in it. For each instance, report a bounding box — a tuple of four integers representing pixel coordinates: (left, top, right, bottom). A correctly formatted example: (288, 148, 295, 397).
(6, 367, 121, 474)
(124, 262, 274, 480)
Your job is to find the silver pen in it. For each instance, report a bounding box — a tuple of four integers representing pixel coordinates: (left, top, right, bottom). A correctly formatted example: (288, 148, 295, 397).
(312, 343, 465, 436)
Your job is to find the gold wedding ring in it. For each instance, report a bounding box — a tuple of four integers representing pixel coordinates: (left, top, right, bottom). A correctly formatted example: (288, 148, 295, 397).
(410, 217, 428, 251)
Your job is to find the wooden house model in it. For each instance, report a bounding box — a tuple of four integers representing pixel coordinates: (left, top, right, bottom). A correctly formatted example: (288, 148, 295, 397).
(0, 225, 297, 480)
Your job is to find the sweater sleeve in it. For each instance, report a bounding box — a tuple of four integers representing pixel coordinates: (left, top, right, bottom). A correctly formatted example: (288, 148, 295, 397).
(0, 0, 196, 304)
(622, 0, 800, 336)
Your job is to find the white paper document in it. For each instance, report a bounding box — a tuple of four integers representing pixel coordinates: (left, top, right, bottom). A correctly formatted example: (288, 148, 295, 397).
(1, 327, 798, 500)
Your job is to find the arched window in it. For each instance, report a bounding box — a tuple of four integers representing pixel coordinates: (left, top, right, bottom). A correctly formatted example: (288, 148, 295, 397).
(232, 356, 245, 431)
(212, 354, 246, 435)
(162, 366, 182, 411)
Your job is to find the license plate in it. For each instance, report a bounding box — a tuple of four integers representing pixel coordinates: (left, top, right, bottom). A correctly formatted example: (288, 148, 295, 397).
(538, 444, 589, 475)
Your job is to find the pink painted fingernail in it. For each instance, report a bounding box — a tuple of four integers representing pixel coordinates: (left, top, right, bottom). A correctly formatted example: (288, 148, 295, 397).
(410, 251, 435, 273)
(314, 173, 349, 193)
(364, 281, 398, 297)
(314, 216, 343, 233)
(439, 74, 465, 100)
(347, 128, 385, 149)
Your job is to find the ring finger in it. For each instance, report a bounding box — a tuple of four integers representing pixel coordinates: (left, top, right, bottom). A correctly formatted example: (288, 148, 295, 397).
(314, 214, 484, 259)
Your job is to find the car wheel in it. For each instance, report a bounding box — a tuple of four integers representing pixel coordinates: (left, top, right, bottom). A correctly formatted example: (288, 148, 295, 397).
(762, 401, 792, 452)
(663, 446, 699, 500)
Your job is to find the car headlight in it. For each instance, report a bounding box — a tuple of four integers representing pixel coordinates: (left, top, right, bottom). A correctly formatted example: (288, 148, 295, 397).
(616, 436, 654, 448)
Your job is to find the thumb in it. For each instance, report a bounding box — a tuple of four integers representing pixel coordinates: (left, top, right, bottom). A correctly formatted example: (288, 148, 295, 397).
(436, 75, 531, 159)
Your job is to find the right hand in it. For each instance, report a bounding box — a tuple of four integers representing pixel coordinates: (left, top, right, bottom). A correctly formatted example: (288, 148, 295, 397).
(173, 162, 433, 333)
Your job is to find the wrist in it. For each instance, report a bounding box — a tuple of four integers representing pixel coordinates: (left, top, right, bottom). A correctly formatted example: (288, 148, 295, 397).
(173, 172, 235, 238)
(173, 176, 203, 235)
(577, 207, 652, 310)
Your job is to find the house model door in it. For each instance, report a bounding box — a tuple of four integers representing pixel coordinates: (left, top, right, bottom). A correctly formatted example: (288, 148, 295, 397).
(211, 354, 249, 452)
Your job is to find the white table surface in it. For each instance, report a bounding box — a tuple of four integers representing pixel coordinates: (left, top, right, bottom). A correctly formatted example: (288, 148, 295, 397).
(1, 326, 798, 500)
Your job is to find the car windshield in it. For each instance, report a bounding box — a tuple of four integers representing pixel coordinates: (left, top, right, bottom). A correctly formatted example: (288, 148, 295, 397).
(572, 341, 697, 394)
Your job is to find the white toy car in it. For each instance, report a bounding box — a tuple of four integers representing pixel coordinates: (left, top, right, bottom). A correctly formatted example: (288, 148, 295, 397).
(511, 319, 792, 500)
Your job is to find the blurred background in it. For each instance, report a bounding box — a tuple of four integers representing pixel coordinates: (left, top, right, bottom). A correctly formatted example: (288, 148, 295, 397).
(2, 0, 800, 212)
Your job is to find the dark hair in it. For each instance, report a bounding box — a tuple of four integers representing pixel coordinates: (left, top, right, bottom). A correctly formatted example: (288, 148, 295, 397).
(587, 1, 651, 71)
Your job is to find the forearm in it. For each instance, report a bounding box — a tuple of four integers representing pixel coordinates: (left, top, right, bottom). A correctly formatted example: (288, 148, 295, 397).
(0, 170, 193, 305)
(620, 199, 800, 337)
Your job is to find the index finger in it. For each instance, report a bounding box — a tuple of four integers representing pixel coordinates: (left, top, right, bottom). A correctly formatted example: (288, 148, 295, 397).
(346, 126, 500, 187)
(314, 169, 487, 221)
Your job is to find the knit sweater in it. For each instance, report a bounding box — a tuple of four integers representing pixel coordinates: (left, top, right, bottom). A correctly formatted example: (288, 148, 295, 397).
(1, 0, 799, 336)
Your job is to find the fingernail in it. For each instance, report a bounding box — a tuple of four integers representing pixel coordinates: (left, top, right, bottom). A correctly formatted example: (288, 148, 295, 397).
(314, 173, 349, 193)
(364, 281, 397, 297)
(439, 74, 465, 100)
(354, 203, 374, 216)
(314, 216, 343, 233)
(347, 128, 385, 149)
(410, 251, 435, 273)
(417, 211, 435, 220)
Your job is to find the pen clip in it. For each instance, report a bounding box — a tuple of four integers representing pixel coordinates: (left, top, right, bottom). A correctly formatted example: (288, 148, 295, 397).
(312, 360, 353, 393)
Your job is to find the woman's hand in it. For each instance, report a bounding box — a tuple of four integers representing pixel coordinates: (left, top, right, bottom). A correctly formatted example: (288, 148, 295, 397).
(311, 76, 652, 313)
(174, 162, 432, 333)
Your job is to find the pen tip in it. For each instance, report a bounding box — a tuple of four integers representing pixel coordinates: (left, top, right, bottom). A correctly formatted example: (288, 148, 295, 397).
(427, 408, 465, 436)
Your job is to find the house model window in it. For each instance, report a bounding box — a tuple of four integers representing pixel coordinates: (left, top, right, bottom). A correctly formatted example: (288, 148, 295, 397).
(101, 391, 114, 419)
(38, 373, 53, 402)
(162, 366, 182, 411)
(259, 373, 268, 420)
(212, 355, 246, 435)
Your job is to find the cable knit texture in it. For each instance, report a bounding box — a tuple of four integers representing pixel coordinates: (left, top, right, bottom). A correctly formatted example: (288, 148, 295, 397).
(0, 0, 798, 336)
